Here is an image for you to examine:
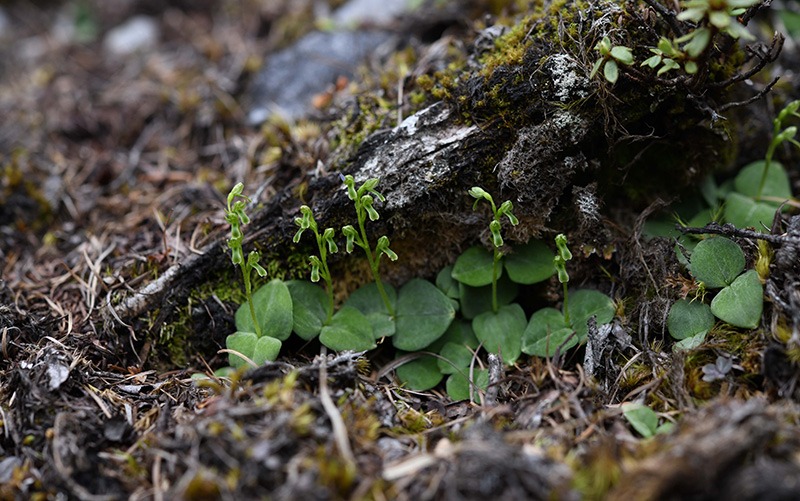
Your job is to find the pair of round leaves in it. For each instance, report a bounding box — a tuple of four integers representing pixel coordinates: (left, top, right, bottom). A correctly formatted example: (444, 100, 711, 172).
(285, 278, 455, 353)
(451, 240, 556, 288)
(288, 279, 378, 352)
(684, 237, 763, 330)
(226, 332, 281, 368)
(521, 289, 616, 357)
(668, 269, 763, 339)
(395, 319, 489, 401)
(343, 279, 456, 352)
(228, 279, 292, 367)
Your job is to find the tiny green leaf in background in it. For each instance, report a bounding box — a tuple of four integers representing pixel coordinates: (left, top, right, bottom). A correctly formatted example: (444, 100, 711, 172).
(446, 369, 489, 402)
(226, 332, 257, 368)
(567, 289, 616, 342)
(436, 265, 461, 300)
(734, 160, 791, 201)
(437, 342, 475, 375)
(673, 332, 707, 352)
(724, 192, 779, 231)
(521, 307, 573, 357)
(252, 336, 282, 365)
(396, 355, 442, 391)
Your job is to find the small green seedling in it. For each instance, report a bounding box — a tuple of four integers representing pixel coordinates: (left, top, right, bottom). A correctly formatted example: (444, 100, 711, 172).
(461, 187, 526, 365)
(521, 234, 615, 358)
(639, 1, 757, 78)
(724, 100, 798, 230)
(224, 183, 282, 368)
(341, 175, 398, 316)
(293, 195, 375, 352)
(463, 186, 519, 313)
(590, 36, 634, 84)
(641, 36, 698, 76)
(337, 176, 454, 352)
(293, 205, 338, 322)
(226, 183, 266, 337)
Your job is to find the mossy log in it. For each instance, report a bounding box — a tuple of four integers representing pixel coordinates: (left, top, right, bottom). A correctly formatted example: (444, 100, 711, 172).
(108, 0, 781, 346)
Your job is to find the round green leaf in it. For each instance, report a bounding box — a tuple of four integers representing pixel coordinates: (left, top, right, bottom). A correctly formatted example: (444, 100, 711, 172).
(567, 289, 616, 341)
(437, 342, 474, 374)
(235, 279, 294, 341)
(394, 279, 455, 351)
(504, 240, 556, 284)
(733, 161, 791, 203)
(458, 276, 518, 320)
(603, 59, 619, 83)
(521, 307, 573, 357)
(689, 237, 745, 288)
(344, 282, 397, 338)
(610, 46, 633, 65)
(226, 331, 257, 368)
(446, 369, 489, 402)
(473, 303, 526, 365)
(710, 269, 763, 329)
(667, 299, 714, 340)
(286, 280, 328, 340)
(724, 192, 778, 232)
(395, 355, 443, 391)
(319, 306, 376, 351)
(252, 336, 282, 365)
(451, 246, 496, 287)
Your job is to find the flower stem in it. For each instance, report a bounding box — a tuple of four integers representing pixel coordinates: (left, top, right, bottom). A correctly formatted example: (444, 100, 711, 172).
(491, 247, 501, 313)
(243, 265, 262, 338)
(756, 126, 780, 200)
(358, 216, 395, 317)
(315, 231, 335, 324)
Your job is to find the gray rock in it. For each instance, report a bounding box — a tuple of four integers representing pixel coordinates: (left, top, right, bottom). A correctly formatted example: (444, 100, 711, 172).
(246, 30, 394, 125)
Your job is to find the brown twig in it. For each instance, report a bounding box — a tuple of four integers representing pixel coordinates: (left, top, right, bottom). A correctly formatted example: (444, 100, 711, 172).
(676, 221, 800, 245)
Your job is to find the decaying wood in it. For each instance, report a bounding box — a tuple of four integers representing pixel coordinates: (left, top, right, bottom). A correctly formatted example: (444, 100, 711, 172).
(106, 0, 780, 333)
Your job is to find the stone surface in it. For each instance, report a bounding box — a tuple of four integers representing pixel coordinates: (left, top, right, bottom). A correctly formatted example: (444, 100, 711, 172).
(247, 29, 394, 124)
